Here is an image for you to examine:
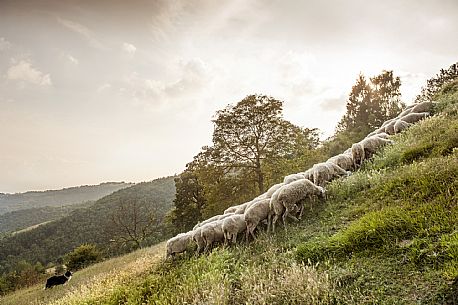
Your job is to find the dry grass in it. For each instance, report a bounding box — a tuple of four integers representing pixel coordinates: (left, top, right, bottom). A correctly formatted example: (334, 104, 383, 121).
(0, 242, 165, 305)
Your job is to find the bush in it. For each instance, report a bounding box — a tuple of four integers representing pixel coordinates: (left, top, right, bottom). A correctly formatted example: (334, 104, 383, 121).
(64, 244, 102, 271)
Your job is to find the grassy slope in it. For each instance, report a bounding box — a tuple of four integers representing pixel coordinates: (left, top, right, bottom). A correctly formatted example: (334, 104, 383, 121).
(4, 84, 458, 305)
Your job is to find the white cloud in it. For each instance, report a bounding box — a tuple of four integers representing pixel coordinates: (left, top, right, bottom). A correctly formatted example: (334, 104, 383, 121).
(57, 17, 105, 49)
(67, 54, 79, 65)
(122, 42, 136, 54)
(7, 60, 52, 86)
(0, 37, 11, 51)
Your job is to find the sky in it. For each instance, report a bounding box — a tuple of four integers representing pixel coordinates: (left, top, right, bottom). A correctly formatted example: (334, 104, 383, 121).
(0, 0, 457, 193)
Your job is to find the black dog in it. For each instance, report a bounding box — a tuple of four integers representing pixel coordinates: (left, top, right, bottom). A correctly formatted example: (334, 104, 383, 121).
(45, 271, 72, 289)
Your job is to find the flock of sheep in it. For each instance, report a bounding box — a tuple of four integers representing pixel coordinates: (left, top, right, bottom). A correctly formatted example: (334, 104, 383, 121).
(166, 101, 434, 258)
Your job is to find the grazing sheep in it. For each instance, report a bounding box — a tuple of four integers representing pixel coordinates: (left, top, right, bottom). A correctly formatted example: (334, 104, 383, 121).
(397, 104, 416, 118)
(400, 112, 429, 124)
(383, 120, 397, 135)
(410, 101, 433, 114)
(191, 227, 205, 253)
(310, 162, 348, 187)
(166, 232, 192, 258)
(222, 214, 246, 243)
(200, 220, 225, 252)
(265, 182, 285, 198)
(393, 119, 411, 134)
(359, 134, 393, 161)
(269, 186, 286, 233)
(277, 179, 325, 230)
(351, 142, 365, 168)
(244, 198, 271, 241)
(194, 213, 234, 229)
(381, 118, 396, 128)
(328, 153, 354, 171)
(284, 173, 307, 184)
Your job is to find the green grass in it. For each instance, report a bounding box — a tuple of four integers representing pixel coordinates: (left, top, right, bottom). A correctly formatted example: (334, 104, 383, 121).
(4, 84, 458, 305)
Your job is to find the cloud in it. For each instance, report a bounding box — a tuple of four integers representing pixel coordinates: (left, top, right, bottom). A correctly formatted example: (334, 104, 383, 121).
(319, 95, 346, 112)
(7, 60, 52, 86)
(57, 17, 105, 49)
(66, 54, 79, 65)
(0, 37, 11, 51)
(120, 58, 211, 107)
(122, 42, 136, 54)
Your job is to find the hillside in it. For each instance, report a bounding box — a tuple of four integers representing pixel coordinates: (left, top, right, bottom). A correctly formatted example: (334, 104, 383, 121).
(3, 81, 456, 304)
(0, 182, 134, 215)
(0, 176, 176, 276)
(0, 202, 94, 234)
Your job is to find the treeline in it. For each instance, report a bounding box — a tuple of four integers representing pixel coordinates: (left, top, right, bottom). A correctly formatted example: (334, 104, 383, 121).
(0, 182, 133, 214)
(168, 64, 458, 234)
(0, 202, 93, 234)
(0, 177, 176, 295)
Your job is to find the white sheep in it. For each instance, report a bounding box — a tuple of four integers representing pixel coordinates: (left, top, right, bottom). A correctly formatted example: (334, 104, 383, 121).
(351, 142, 365, 168)
(359, 134, 393, 161)
(310, 162, 348, 187)
(191, 227, 205, 253)
(276, 179, 325, 230)
(283, 173, 308, 184)
(200, 220, 225, 252)
(265, 182, 285, 197)
(399, 112, 429, 124)
(393, 119, 411, 134)
(222, 214, 246, 244)
(194, 213, 234, 229)
(410, 101, 433, 114)
(383, 120, 397, 135)
(166, 232, 192, 258)
(244, 198, 271, 241)
(268, 186, 286, 233)
(327, 152, 354, 171)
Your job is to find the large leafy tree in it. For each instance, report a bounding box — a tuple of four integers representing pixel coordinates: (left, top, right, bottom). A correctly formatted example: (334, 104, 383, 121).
(212, 94, 317, 194)
(337, 70, 404, 136)
(170, 94, 320, 231)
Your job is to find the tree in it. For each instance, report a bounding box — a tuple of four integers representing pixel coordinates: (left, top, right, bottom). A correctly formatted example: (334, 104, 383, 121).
(212, 94, 317, 194)
(337, 71, 405, 137)
(415, 62, 458, 103)
(108, 198, 158, 249)
(64, 244, 102, 271)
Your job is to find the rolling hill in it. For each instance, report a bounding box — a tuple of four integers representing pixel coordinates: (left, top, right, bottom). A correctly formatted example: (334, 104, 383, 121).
(0, 182, 134, 215)
(0, 176, 176, 276)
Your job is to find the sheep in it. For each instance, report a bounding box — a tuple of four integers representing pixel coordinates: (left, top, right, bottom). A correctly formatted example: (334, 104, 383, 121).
(410, 101, 433, 114)
(222, 214, 246, 244)
(397, 104, 416, 118)
(200, 220, 225, 252)
(310, 162, 348, 187)
(194, 213, 234, 229)
(166, 232, 192, 258)
(276, 179, 325, 230)
(268, 186, 286, 233)
(265, 182, 285, 197)
(351, 142, 365, 168)
(283, 173, 307, 184)
(244, 198, 271, 241)
(393, 119, 411, 134)
(327, 153, 354, 171)
(359, 134, 394, 161)
(191, 227, 205, 254)
(383, 119, 397, 135)
(399, 112, 429, 124)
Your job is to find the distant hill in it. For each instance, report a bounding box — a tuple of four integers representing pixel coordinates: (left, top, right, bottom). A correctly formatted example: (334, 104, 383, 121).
(0, 202, 93, 234)
(0, 182, 134, 215)
(0, 176, 176, 275)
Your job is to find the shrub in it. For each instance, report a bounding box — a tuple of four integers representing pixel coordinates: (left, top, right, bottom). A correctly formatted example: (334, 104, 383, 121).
(64, 244, 102, 271)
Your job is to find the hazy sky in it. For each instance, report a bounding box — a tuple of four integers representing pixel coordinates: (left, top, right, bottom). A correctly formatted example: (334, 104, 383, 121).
(1, 0, 457, 193)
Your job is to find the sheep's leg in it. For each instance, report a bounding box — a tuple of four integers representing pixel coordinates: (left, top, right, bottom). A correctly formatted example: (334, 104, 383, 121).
(267, 213, 272, 233)
(272, 214, 279, 233)
(298, 202, 305, 219)
(232, 233, 237, 244)
(250, 225, 256, 240)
